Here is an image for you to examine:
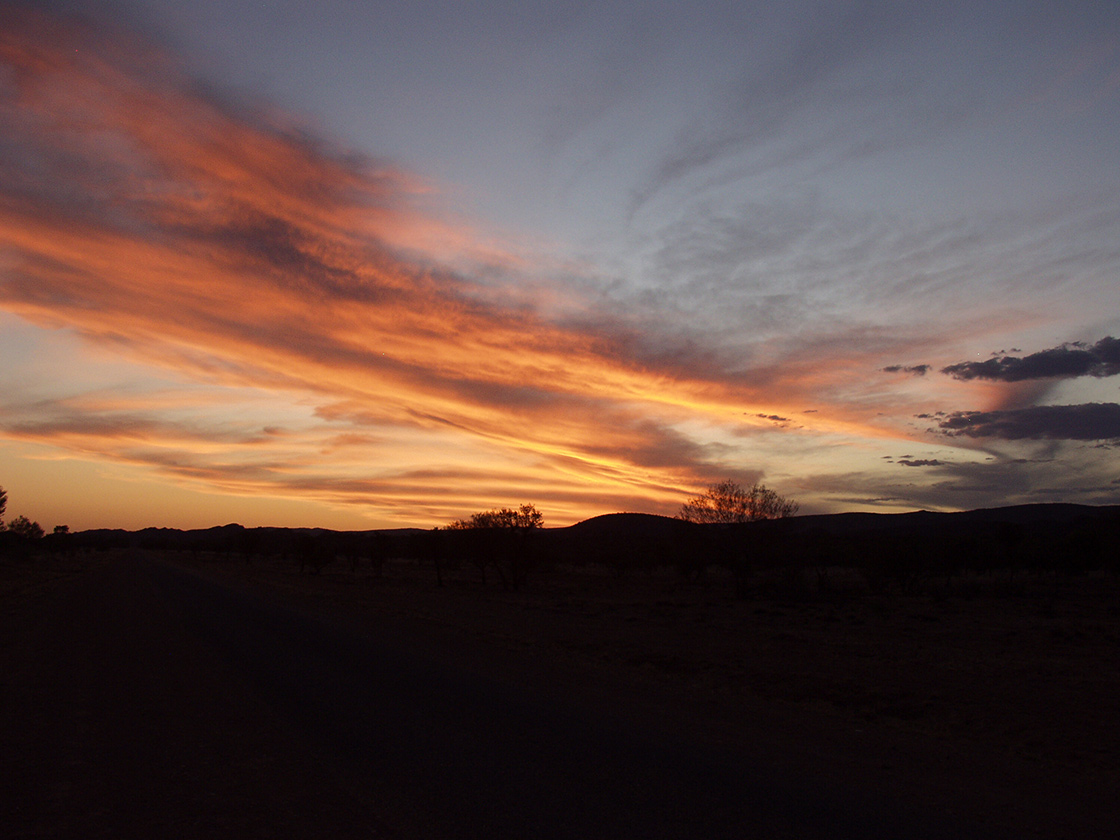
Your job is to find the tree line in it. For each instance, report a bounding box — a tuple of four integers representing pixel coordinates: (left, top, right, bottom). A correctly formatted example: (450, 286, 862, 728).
(6, 479, 1119, 598)
(0, 485, 64, 544)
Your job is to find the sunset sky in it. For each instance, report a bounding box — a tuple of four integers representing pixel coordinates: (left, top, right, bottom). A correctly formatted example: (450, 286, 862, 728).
(2, 0, 1118, 531)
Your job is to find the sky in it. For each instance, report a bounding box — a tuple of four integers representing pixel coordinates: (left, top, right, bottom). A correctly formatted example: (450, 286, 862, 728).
(1, 0, 1118, 531)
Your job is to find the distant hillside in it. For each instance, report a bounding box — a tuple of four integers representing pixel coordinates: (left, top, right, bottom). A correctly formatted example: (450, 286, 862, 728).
(27, 502, 1120, 550)
(553, 503, 1120, 543)
(561, 512, 696, 539)
(751, 503, 1120, 536)
(16, 503, 1118, 587)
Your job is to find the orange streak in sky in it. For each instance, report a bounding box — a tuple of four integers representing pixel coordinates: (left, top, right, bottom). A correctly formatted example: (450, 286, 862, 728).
(0, 8, 950, 526)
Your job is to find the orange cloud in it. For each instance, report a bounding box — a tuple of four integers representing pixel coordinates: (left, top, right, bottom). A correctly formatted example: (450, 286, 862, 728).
(0, 7, 956, 526)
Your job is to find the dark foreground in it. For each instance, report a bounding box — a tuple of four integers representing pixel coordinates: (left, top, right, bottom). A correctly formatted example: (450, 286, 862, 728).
(0, 553, 1114, 838)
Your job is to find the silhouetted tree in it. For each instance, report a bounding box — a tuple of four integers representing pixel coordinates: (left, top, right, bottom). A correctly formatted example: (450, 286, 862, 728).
(678, 480, 798, 524)
(408, 529, 447, 586)
(295, 531, 335, 574)
(0, 484, 6, 526)
(344, 532, 390, 576)
(443, 504, 544, 590)
(445, 504, 544, 530)
(44, 526, 74, 558)
(8, 515, 44, 540)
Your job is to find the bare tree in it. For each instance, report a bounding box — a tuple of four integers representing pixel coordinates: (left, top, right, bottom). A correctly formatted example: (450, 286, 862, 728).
(678, 480, 798, 524)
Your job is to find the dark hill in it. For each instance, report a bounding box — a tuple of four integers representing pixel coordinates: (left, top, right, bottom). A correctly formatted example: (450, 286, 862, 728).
(732, 503, 1120, 537)
(561, 512, 697, 539)
(544, 504, 1120, 585)
(26, 503, 1120, 583)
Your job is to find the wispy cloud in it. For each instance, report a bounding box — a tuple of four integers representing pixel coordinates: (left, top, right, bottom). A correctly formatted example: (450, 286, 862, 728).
(883, 364, 931, 377)
(2, 6, 869, 524)
(2, 3, 1119, 527)
(804, 444, 1120, 512)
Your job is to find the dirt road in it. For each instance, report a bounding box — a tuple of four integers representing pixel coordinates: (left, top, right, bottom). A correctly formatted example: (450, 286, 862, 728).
(0, 554, 1046, 838)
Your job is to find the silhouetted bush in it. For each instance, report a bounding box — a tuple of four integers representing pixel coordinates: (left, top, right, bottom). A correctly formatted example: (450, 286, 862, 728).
(7, 515, 44, 541)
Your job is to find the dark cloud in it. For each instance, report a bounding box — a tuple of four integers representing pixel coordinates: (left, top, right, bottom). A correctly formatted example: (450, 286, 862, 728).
(201, 213, 368, 298)
(936, 403, 1120, 441)
(898, 459, 943, 467)
(941, 337, 1120, 382)
(883, 364, 931, 376)
(583, 419, 715, 471)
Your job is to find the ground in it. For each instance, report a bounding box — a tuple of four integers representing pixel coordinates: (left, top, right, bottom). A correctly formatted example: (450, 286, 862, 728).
(2, 548, 1118, 837)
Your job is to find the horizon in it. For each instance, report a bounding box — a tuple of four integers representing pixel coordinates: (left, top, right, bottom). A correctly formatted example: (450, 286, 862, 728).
(2, 1, 1119, 531)
(13, 498, 1120, 538)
